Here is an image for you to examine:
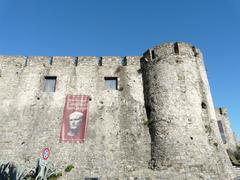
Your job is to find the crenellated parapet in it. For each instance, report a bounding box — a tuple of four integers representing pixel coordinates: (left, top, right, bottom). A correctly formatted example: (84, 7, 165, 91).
(143, 42, 203, 62)
(0, 56, 141, 68)
(0, 56, 26, 68)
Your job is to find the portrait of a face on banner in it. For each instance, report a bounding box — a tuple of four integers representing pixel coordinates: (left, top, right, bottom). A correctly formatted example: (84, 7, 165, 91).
(60, 95, 90, 143)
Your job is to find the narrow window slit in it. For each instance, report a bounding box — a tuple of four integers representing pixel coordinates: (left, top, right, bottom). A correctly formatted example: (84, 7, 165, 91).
(151, 50, 156, 59)
(174, 42, 179, 54)
(192, 46, 198, 57)
(98, 57, 103, 66)
(217, 120, 227, 144)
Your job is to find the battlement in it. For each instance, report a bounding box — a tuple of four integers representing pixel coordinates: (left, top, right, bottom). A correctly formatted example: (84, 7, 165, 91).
(0, 56, 141, 68)
(216, 107, 228, 116)
(143, 42, 203, 62)
(0, 42, 203, 68)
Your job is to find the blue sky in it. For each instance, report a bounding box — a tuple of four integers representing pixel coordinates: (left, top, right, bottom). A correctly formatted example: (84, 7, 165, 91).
(0, 0, 239, 139)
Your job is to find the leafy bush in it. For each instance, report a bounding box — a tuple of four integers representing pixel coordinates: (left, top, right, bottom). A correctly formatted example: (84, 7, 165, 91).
(64, 165, 74, 172)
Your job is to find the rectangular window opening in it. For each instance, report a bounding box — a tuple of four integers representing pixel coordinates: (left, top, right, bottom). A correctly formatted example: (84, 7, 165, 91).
(104, 77, 118, 90)
(217, 120, 227, 144)
(44, 76, 57, 92)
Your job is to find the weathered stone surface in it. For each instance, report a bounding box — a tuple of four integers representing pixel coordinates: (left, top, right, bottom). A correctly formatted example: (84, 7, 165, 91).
(0, 42, 238, 179)
(141, 42, 234, 179)
(0, 55, 151, 179)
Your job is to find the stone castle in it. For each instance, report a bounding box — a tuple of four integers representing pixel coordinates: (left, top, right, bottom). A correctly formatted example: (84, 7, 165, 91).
(0, 42, 239, 179)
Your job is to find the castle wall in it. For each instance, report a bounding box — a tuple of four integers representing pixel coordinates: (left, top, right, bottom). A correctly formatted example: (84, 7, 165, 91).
(141, 42, 234, 179)
(0, 56, 151, 179)
(0, 43, 238, 179)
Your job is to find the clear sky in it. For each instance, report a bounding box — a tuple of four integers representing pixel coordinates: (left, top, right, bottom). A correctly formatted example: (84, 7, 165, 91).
(0, 0, 239, 139)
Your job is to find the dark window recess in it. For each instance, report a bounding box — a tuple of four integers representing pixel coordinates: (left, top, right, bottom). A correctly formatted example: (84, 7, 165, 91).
(201, 102, 207, 109)
(174, 42, 179, 54)
(44, 76, 57, 92)
(104, 77, 118, 90)
(151, 50, 156, 59)
(192, 46, 198, 57)
(98, 57, 103, 66)
(219, 108, 223, 115)
(217, 120, 227, 144)
(121, 57, 127, 66)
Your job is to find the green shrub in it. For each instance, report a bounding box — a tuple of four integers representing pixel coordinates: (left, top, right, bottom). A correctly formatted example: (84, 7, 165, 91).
(64, 165, 74, 172)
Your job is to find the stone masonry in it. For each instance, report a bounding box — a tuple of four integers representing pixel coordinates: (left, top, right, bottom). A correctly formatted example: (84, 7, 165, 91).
(141, 43, 236, 179)
(0, 42, 238, 179)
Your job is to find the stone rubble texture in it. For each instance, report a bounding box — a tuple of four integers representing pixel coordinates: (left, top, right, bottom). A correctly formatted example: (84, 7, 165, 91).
(0, 42, 238, 179)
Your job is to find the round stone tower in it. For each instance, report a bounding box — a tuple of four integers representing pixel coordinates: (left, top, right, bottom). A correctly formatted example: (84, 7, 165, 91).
(141, 42, 234, 179)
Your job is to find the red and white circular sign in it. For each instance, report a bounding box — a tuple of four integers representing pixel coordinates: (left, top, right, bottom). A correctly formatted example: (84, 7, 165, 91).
(42, 147, 50, 160)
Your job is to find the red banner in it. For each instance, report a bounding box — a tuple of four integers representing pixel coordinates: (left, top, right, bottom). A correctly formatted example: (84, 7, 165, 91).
(60, 95, 89, 143)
